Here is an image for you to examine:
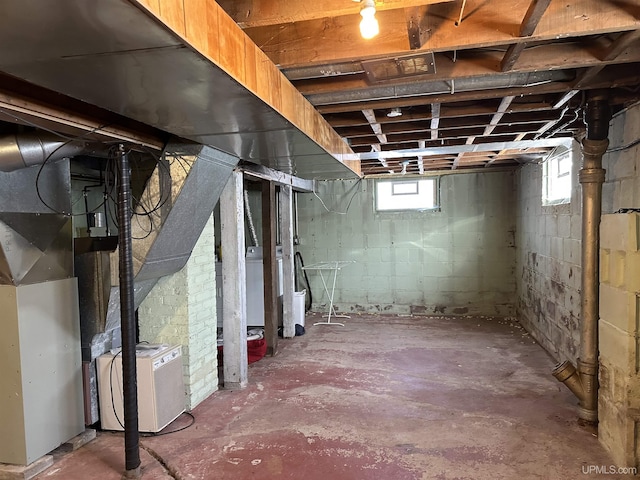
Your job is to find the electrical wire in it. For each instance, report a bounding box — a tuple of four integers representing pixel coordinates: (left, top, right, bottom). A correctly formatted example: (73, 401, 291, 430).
(141, 412, 196, 437)
(35, 123, 114, 215)
(312, 178, 362, 215)
(607, 137, 640, 153)
(107, 347, 196, 435)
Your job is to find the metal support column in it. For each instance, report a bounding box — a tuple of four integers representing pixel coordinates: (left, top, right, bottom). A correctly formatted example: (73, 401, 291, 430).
(117, 145, 141, 479)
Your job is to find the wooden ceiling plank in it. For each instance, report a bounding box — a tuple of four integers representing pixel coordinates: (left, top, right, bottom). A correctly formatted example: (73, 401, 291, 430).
(217, 0, 456, 28)
(244, 0, 639, 68)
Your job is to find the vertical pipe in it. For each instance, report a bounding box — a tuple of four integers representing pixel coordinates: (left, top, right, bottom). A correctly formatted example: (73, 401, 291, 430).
(117, 145, 141, 478)
(262, 180, 278, 356)
(577, 92, 610, 422)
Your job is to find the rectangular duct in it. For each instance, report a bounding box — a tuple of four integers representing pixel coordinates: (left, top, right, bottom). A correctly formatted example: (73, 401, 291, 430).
(80, 142, 238, 424)
(0, 159, 72, 285)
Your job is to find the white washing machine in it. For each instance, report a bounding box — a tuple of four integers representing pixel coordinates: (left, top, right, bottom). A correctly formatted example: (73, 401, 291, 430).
(216, 247, 283, 327)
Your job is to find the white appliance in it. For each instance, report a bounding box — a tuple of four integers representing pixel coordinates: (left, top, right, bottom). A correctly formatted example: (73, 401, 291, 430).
(216, 247, 283, 327)
(97, 344, 185, 433)
(0, 279, 84, 465)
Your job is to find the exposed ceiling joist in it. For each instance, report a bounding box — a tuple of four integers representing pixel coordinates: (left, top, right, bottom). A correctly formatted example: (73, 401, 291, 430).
(430, 103, 441, 140)
(483, 96, 515, 136)
(500, 0, 553, 71)
(217, 0, 456, 28)
(214, 1, 640, 176)
(244, 0, 639, 68)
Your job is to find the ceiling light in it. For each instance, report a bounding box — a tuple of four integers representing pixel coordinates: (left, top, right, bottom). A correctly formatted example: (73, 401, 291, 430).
(387, 107, 402, 118)
(359, 0, 379, 39)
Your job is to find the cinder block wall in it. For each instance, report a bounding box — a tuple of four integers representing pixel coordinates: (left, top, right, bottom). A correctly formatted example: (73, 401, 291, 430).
(599, 213, 640, 468)
(138, 215, 218, 410)
(514, 148, 582, 363)
(296, 173, 516, 316)
(598, 102, 640, 467)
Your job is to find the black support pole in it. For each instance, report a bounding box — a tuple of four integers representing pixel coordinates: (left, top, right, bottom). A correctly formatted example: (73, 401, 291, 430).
(117, 145, 141, 479)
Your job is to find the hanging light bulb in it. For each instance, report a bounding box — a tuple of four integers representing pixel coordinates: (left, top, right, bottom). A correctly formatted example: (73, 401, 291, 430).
(359, 0, 379, 39)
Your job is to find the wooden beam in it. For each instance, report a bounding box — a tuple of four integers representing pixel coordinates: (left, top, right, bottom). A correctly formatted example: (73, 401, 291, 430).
(314, 67, 640, 114)
(500, 43, 526, 72)
(261, 180, 278, 357)
(245, 0, 639, 68)
(519, 0, 553, 37)
(417, 140, 426, 174)
(218, 0, 456, 28)
(316, 84, 566, 114)
(430, 103, 441, 140)
(483, 96, 515, 136)
(358, 137, 570, 161)
(295, 38, 639, 99)
(239, 160, 315, 192)
(485, 132, 527, 167)
(362, 109, 388, 144)
(553, 90, 579, 109)
(0, 87, 164, 150)
(279, 185, 296, 339)
(604, 31, 640, 61)
(220, 171, 248, 389)
(575, 29, 640, 88)
(325, 102, 554, 128)
(405, 6, 430, 50)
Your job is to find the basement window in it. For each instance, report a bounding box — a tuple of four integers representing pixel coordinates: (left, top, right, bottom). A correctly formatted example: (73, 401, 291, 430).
(375, 178, 438, 211)
(543, 148, 572, 206)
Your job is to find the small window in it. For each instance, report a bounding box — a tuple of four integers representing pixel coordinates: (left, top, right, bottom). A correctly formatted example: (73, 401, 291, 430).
(543, 148, 572, 205)
(376, 178, 438, 211)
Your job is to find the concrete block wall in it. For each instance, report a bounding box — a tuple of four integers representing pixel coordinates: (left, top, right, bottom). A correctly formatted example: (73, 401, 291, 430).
(599, 213, 640, 468)
(597, 101, 640, 468)
(296, 172, 516, 316)
(514, 153, 582, 363)
(138, 214, 218, 410)
(602, 103, 640, 214)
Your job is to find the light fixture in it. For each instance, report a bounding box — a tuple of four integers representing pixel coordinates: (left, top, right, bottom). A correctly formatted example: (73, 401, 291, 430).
(359, 0, 379, 39)
(387, 107, 402, 118)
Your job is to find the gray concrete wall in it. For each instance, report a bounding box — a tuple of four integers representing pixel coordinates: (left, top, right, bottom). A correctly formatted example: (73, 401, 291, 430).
(296, 172, 516, 316)
(597, 102, 640, 467)
(514, 144, 582, 363)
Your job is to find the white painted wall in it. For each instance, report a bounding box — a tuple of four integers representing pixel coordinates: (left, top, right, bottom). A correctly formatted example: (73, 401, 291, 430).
(138, 214, 218, 410)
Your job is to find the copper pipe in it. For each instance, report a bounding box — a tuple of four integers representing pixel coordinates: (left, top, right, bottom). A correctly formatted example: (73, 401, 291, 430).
(554, 91, 609, 423)
(575, 136, 607, 422)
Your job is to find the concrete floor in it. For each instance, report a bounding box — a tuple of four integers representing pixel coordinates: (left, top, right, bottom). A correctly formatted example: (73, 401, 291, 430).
(37, 314, 634, 480)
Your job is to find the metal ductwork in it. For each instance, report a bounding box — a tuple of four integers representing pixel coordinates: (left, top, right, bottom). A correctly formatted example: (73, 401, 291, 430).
(0, 133, 77, 286)
(0, 132, 87, 172)
(78, 141, 238, 424)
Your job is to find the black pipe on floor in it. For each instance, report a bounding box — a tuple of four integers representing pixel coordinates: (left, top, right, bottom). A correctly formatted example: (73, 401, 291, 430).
(116, 145, 141, 478)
